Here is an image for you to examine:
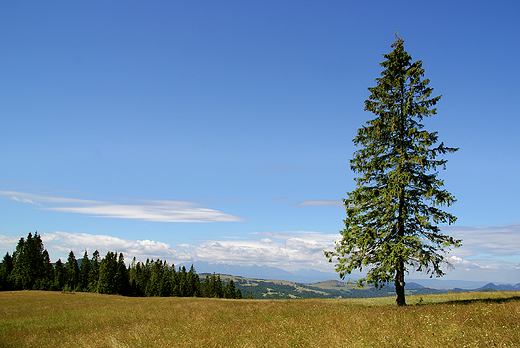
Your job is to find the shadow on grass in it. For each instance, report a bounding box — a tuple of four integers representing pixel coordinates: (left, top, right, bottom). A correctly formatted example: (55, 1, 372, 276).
(419, 295, 520, 306)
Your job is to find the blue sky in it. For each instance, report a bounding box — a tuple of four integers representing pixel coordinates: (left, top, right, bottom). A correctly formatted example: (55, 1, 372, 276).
(1, 1, 519, 283)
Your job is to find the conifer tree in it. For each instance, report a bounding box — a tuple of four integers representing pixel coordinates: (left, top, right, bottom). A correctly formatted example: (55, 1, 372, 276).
(116, 252, 130, 296)
(53, 259, 66, 290)
(0, 252, 14, 290)
(88, 250, 100, 292)
(97, 251, 118, 294)
(128, 257, 142, 296)
(224, 279, 237, 299)
(11, 233, 47, 289)
(41, 250, 54, 290)
(235, 288, 243, 299)
(178, 265, 188, 296)
(216, 274, 224, 298)
(325, 34, 460, 306)
(10, 237, 25, 289)
(202, 275, 211, 297)
(204, 273, 225, 298)
(65, 251, 80, 291)
(187, 265, 201, 297)
(159, 262, 173, 297)
(79, 250, 91, 291)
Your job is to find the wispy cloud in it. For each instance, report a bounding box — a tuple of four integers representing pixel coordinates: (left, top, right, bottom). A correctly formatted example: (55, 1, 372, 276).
(8, 195, 42, 206)
(291, 200, 343, 208)
(444, 224, 520, 258)
(0, 191, 244, 223)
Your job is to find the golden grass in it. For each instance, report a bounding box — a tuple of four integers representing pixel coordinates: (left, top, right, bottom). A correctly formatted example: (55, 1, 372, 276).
(1, 290, 519, 347)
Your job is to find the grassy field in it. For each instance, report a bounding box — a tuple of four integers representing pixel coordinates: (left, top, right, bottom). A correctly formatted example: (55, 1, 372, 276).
(1, 290, 519, 347)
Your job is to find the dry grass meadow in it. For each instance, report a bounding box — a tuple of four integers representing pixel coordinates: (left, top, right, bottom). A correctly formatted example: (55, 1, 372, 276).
(1, 290, 519, 347)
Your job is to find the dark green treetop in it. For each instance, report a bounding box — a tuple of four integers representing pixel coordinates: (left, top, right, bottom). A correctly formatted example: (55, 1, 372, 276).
(97, 251, 118, 294)
(325, 35, 460, 306)
(65, 251, 80, 291)
(54, 259, 65, 290)
(79, 250, 91, 291)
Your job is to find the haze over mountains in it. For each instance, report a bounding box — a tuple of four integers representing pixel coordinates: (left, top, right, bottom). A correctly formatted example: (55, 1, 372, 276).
(184, 261, 519, 291)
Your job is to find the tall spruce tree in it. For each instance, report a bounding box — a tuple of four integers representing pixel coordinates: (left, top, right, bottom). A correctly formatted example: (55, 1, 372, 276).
(187, 265, 201, 297)
(53, 259, 66, 290)
(10, 233, 47, 290)
(65, 251, 80, 291)
(325, 34, 460, 306)
(88, 250, 100, 292)
(0, 252, 14, 290)
(116, 252, 130, 296)
(79, 250, 91, 291)
(41, 250, 54, 290)
(98, 251, 118, 294)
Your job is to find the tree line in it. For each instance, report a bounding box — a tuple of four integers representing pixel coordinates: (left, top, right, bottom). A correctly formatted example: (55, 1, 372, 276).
(0, 232, 243, 299)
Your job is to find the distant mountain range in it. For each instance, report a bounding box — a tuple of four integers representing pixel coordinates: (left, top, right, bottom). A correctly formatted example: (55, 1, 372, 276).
(474, 283, 520, 291)
(185, 261, 337, 284)
(209, 276, 518, 300)
(184, 261, 520, 293)
(220, 277, 445, 299)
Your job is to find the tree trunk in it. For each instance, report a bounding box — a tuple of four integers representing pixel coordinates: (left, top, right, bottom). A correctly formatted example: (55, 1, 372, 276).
(395, 260, 406, 306)
(395, 85, 407, 307)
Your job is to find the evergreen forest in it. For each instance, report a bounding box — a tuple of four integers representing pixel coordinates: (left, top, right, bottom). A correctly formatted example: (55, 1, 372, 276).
(0, 232, 242, 299)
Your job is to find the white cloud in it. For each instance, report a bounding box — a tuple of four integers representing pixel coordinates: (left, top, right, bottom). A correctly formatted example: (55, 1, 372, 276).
(0, 230, 339, 271)
(38, 231, 189, 263)
(0, 235, 23, 251)
(447, 255, 475, 266)
(186, 231, 340, 271)
(9, 195, 42, 206)
(443, 223, 520, 258)
(291, 200, 343, 208)
(1, 223, 519, 283)
(0, 190, 244, 223)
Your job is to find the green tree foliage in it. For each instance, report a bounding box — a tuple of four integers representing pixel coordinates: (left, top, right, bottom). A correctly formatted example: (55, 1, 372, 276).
(0, 253, 14, 290)
(116, 253, 130, 296)
(10, 236, 26, 289)
(53, 259, 65, 290)
(40, 250, 54, 290)
(128, 257, 147, 296)
(202, 273, 224, 298)
(173, 265, 187, 297)
(146, 259, 167, 296)
(187, 265, 201, 297)
(10, 233, 51, 290)
(224, 279, 242, 299)
(325, 35, 460, 306)
(97, 251, 118, 294)
(79, 250, 91, 291)
(65, 251, 80, 291)
(88, 250, 100, 292)
(1, 235, 233, 299)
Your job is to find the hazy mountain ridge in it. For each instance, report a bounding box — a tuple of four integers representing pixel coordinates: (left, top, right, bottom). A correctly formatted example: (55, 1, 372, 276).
(208, 274, 445, 299)
(475, 283, 520, 291)
(189, 261, 520, 299)
(186, 261, 337, 284)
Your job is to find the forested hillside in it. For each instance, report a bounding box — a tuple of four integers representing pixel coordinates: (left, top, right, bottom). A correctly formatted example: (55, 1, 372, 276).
(0, 232, 242, 299)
